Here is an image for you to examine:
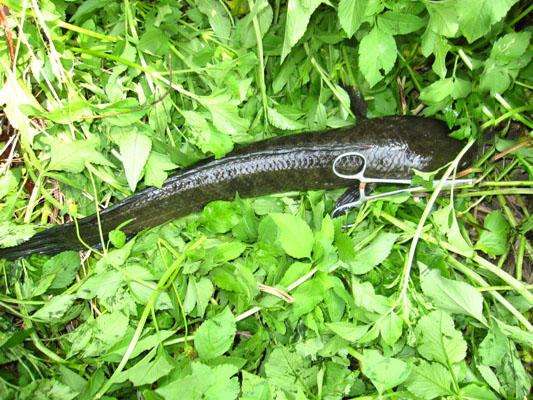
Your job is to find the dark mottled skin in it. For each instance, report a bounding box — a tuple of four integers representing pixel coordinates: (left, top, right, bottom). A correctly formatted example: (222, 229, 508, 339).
(0, 116, 473, 259)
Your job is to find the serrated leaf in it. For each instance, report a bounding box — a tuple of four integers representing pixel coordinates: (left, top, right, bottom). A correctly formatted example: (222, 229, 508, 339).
(377, 11, 424, 35)
(360, 349, 410, 393)
(259, 213, 314, 259)
(457, 0, 519, 43)
(33, 294, 76, 322)
(358, 26, 397, 87)
(113, 132, 152, 192)
(326, 321, 369, 342)
(415, 310, 467, 365)
(338, 0, 368, 38)
(421, 267, 485, 323)
(406, 360, 453, 399)
(475, 211, 510, 257)
(281, 0, 324, 62)
(348, 232, 398, 274)
(144, 151, 178, 188)
(194, 307, 236, 359)
(48, 137, 112, 173)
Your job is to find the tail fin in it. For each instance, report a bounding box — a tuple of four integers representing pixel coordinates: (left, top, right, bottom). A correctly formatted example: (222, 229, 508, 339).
(0, 222, 90, 260)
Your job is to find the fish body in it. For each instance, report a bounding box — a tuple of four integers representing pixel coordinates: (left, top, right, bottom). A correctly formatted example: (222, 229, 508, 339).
(0, 116, 472, 259)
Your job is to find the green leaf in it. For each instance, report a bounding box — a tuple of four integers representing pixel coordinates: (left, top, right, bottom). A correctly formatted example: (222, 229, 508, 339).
(459, 384, 499, 400)
(113, 132, 152, 192)
(33, 294, 76, 322)
(348, 231, 398, 274)
(457, 0, 519, 43)
(156, 362, 239, 400)
(432, 204, 474, 257)
(121, 348, 174, 386)
(291, 278, 325, 318)
(338, 0, 368, 38)
(241, 371, 271, 400)
(360, 349, 411, 393)
(281, 0, 324, 62)
(202, 201, 240, 233)
(264, 346, 316, 394)
(194, 307, 236, 359)
(377, 11, 424, 35)
(42, 251, 81, 289)
(406, 360, 454, 399)
(426, 1, 459, 37)
(48, 137, 112, 173)
(182, 110, 234, 158)
(377, 311, 403, 346)
(358, 26, 397, 87)
(475, 211, 510, 257)
(258, 213, 314, 258)
(201, 95, 250, 138)
(267, 107, 305, 130)
(415, 310, 467, 365)
(138, 27, 169, 55)
(420, 267, 485, 323)
(0, 222, 37, 248)
(326, 321, 369, 342)
(144, 152, 178, 188)
(478, 324, 508, 367)
(480, 32, 531, 94)
(197, 0, 231, 39)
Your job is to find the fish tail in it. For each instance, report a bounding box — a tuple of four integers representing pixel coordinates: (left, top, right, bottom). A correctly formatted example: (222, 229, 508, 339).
(0, 223, 84, 260)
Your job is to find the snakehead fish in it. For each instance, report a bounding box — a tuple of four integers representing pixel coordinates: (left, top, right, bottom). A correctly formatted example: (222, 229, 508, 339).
(0, 116, 473, 259)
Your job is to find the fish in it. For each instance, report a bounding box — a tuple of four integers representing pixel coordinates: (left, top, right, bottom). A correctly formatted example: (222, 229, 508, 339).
(0, 116, 474, 259)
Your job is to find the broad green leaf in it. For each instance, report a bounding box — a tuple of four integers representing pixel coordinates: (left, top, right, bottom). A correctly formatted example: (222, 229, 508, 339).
(475, 211, 510, 257)
(281, 0, 324, 62)
(33, 294, 76, 322)
(420, 267, 485, 323)
(258, 213, 314, 259)
(406, 360, 454, 399)
(264, 346, 316, 394)
(338, 0, 368, 38)
(457, 0, 519, 43)
(42, 251, 81, 289)
(377, 11, 424, 35)
(432, 204, 474, 257)
(234, 0, 273, 48)
(48, 137, 112, 173)
(291, 278, 325, 318)
(348, 231, 398, 274)
(202, 201, 240, 233)
(377, 311, 402, 346)
(201, 95, 249, 138)
(459, 384, 499, 400)
(156, 362, 239, 400)
(426, 1, 459, 37)
(480, 32, 531, 94)
(138, 27, 169, 55)
(197, 0, 231, 39)
(114, 132, 152, 192)
(478, 324, 508, 367)
(194, 307, 236, 359)
(184, 277, 214, 317)
(267, 107, 305, 130)
(144, 152, 178, 188)
(358, 26, 397, 87)
(420, 79, 453, 103)
(360, 349, 411, 393)
(415, 310, 467, 364)
(121, 348, 173, 386)
(241, 371, 271, 400)
(0, 222, 36, 248)
(182, 110, 234, 158)
(326, 321, 369, 342)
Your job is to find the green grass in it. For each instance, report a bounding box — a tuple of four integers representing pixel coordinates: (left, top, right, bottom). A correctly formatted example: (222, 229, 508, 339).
(0, 0, 531, 399)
